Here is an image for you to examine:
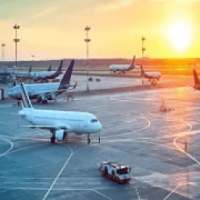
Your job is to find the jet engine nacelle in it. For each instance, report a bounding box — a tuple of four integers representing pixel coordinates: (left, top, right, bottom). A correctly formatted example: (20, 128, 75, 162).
(55, 129, 65, 141)
(46, 93, 55, 100)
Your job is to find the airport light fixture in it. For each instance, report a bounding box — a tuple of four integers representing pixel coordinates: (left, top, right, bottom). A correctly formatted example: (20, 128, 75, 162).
(84, 25, 91, 92)
(141, 36, 146, 58)
(1, 43, 6, 61)
(31, 54, 35, 61)
(13, 24, 20, 68)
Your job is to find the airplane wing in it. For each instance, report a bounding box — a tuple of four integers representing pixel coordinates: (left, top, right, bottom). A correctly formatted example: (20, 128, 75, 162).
(21, 124, 70, 130)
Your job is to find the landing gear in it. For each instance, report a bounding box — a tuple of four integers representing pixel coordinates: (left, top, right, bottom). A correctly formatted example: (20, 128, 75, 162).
(150, 79, 158, 86)
(63, 132, 67, 140)
(98, 133, 101, 144)
(36, 97, 48, 104)
(50, 134, 56, 144)
(87, 134, 91, 144)
(42, 99, 48, 104)
(36, 97, 42, 104)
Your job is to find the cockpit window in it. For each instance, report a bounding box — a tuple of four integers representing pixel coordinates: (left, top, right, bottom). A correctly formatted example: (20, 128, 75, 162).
(91, 119, 98, 123)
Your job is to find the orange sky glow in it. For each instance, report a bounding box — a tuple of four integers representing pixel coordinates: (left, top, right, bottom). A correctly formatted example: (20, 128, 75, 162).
(0, 0, 199, 60)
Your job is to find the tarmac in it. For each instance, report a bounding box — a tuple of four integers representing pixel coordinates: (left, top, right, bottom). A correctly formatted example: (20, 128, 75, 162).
(0, 79, 200, 199)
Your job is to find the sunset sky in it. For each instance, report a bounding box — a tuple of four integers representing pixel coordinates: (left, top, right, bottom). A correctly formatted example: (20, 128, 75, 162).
(0, 0, 200, 60)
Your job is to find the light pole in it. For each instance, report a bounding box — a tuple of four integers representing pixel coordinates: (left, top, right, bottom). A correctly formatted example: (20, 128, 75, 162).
(141, 36, 146, 58)
(1, 43, 6, 61)
(13, 24, 20, 68)
(84, 26, 91, 92)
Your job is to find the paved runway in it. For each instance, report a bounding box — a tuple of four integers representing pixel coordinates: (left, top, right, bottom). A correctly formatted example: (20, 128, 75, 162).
(0, 87, 200, 199)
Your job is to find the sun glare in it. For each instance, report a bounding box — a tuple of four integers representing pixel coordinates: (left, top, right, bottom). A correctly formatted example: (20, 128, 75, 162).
(167, 20, 192, 52)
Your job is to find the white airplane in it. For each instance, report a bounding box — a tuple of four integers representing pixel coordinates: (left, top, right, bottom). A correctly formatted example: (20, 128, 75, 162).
(140, 65, 161, 86)
(8, 60, 76, 104)
(0, 60, 63, 82)
(18, 82, 102, 144)
(109, 56, 136, 73)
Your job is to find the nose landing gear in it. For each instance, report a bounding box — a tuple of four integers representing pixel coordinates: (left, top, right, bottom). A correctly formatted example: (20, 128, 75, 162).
(87, 134, 91, 144)
(50, 134, 56, 144)
(87, 133, 101, 144)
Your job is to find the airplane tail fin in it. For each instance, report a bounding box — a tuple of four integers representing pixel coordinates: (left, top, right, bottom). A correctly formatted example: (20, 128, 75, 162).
(20, 82, 33, 109)
(28, 66, 32, 73)
(193, 69, 200, 87)
(130, 55, 136, 68)
(48, 65, 52, 71)
(58, 60, 74, 90)
(56, 60, 64, 75)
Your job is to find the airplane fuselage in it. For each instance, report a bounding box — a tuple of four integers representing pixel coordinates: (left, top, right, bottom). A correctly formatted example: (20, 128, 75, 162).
(8, 82, 62, 99)
(143, 71, 161, 80)
(109, 64, 133, 72)
(16, 71, 57, 79)
(19, 108, 102, 134)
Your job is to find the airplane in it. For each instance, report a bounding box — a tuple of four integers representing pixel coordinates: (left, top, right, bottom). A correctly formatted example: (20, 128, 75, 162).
(140, 65, 161, 86)
(14, 60, 64, 82)
(109, 56, 136, 73)
(193, 69, 200, 90)
(0, 60, 63, 82)
(18, 82, 102, 144)
(8, 60, 76, 104)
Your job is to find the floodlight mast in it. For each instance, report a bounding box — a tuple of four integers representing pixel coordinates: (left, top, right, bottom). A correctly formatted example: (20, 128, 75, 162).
(1, 43, 6, 61)
(13, 24, 20, 68)
(84, 26, 91, 91)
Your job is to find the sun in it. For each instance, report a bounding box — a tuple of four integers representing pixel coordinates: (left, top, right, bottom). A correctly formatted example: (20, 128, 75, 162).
(167, 20, 192, 52)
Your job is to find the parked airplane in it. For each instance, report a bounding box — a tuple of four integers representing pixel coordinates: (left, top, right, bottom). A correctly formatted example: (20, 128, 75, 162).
(15, 60, 63, 81)
(193, 69, 200, 90)
(140, 65, 161, 86)
(8, 60, 75, 103)
(18, 82, 102, 144)
(0, 60, 63, 82)
(109, 56, 136, 73)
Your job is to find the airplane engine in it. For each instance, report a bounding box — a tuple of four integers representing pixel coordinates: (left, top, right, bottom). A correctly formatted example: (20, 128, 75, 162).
(46, 93, 54, 100)
(55, 130, 65, 141)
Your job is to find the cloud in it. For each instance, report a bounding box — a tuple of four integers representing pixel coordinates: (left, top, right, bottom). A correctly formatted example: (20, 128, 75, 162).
(31, 5, 60, 20)
(96, 0, 135, 12)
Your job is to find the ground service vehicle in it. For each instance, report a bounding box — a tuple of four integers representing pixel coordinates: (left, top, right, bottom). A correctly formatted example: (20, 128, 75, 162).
(99, 161, 131, 184)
